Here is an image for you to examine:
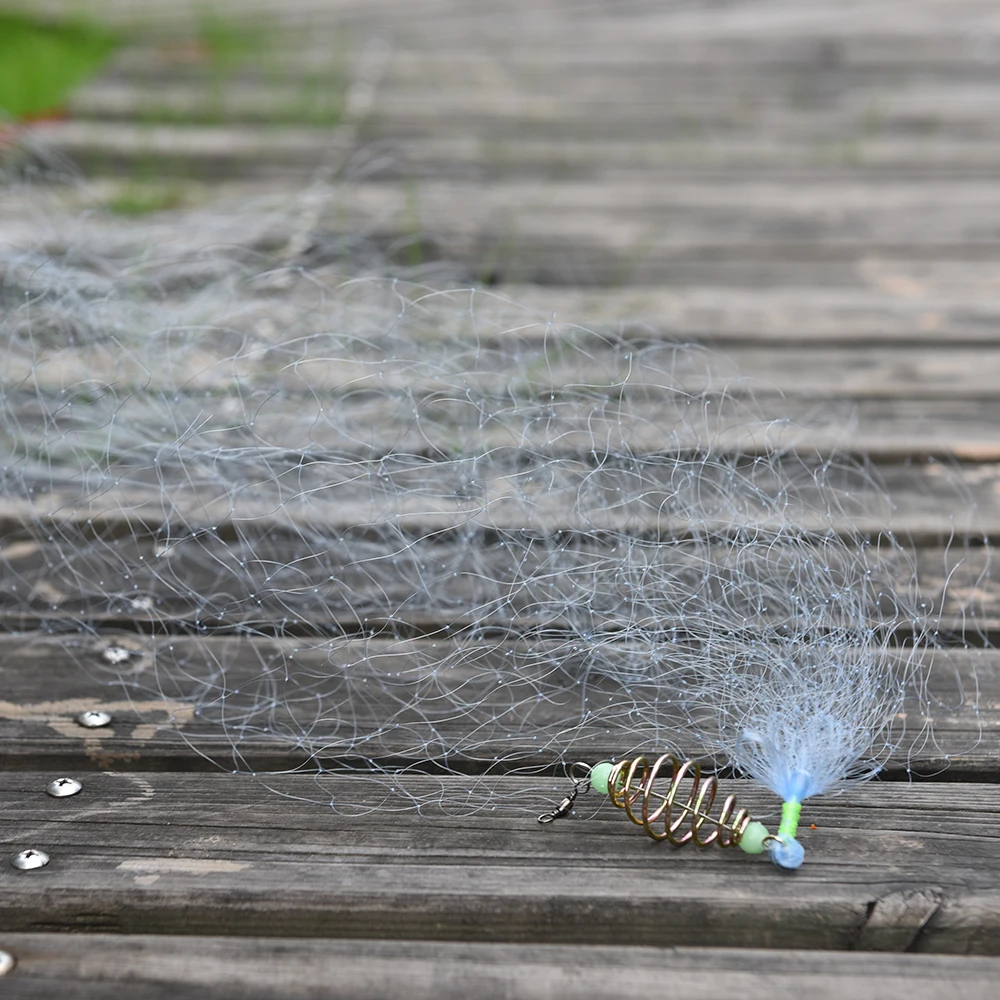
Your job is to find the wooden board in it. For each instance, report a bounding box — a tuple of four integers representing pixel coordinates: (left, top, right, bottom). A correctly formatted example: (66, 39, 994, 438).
(14, 165, 1000, 277)
(9, 324, 1000, 399)
(2, 936, 999, 1000)
(0, 635, 991, 776)
(1, 770, 999, 954)
(0, 536, 991, 636)
(504, 285, 1000, 345)
(25, 0, 1000, 32)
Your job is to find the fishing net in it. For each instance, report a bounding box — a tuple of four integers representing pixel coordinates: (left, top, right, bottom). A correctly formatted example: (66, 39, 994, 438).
(0, 168, 984, 818)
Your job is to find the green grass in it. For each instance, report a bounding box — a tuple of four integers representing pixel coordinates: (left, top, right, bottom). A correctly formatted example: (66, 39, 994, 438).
(193, 5, 270, 70)
(0, 5, 346, 201)
(0, 13, 119, 121)
(134, 13, 345, 128)
(106, 181, 187, 216)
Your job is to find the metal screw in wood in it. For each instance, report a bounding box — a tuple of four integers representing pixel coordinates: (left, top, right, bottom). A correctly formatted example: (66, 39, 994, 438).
(76, 710, 112, 728)
(46, 777, 83, 798)
(0, 950, 15, 976)
(101, 645, 132, 665)
(11, 849, 50, 871)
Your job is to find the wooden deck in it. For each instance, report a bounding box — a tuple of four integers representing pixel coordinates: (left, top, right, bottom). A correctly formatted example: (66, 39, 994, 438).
(3, 1, 1000, 995)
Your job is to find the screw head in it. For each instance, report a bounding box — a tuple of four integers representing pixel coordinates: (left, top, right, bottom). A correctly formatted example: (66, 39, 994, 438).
(46, 777, 83, 798)
(11, 849, 50, 871)
(0, 950, 14, 976)
(101, 645, 132, 665)
(76, 710, 112, 729)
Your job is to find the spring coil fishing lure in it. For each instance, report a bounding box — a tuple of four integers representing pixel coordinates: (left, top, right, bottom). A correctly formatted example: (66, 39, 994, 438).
(539, 755, 803, 869)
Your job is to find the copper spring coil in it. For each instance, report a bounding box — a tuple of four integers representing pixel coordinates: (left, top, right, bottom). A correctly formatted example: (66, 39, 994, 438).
(607, 754, 753, 848)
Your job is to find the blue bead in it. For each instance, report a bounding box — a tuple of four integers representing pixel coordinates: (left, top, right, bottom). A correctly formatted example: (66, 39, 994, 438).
(768, 835, 805, 870)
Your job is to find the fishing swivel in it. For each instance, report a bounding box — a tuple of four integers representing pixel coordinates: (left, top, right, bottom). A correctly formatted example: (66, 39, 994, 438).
(537, 762, 594, 824)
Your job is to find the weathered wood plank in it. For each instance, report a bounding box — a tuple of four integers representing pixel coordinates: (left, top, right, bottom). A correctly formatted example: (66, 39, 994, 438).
(324, 174, 1000, 284)
(10, 257, 1000, 348)
(0, 437, 989, 531)
(322, 178, 1000, 271)
(10, 331, 1000, 399)
(17, 171, 1000, 260)
(51, 121, 1000, 181)
(5, 194, 1000, 343)
(4, 261, 1000, 363)
(14, 167, 1000, 285)
(23, 121, 343, 181)
(2, 935, 999, 1000)
(349, 136, 1000, 178)
(6, 357, 1000, 461)
(33, 0, 1000, 51)
(357, 95, 1000, 152)
(0, 532, 990, 635)
(504, 285, 1000, 345)
(1, 770, 999, 953)
(40, 0, 1000, 181)
(70, 73, 1000, 140)
(0, 636, 990, 775)
(26, 0, 1000, 34)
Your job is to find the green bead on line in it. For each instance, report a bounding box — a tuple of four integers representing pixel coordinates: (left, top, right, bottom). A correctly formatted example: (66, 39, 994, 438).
(589, 761, 615, 795)
(737, 820, 770, 855)
(740, 802, 802, 860)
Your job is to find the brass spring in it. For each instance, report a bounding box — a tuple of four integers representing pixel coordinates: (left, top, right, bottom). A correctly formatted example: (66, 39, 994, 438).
(607, 754, 753, 848)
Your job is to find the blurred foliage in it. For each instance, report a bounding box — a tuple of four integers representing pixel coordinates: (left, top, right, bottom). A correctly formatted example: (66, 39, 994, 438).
(105, 180, 187, 216)
(1, 6, 345, 213)
(133, 10, 344, 128)
(0, 12, 119, 120)
(1, 7, 344, 128)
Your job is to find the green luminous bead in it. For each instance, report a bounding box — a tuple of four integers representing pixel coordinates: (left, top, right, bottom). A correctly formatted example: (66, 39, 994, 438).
(589, 761, 614, 795)
(738, 821, 770, 855)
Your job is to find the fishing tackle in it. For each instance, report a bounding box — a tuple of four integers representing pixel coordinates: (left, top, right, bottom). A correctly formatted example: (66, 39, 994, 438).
(540, 754, 802, 869)
(1, 193, 962, 865)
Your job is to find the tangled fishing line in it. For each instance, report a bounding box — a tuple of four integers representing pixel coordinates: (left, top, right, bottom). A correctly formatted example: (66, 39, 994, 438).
(0, 167, 985, 865)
